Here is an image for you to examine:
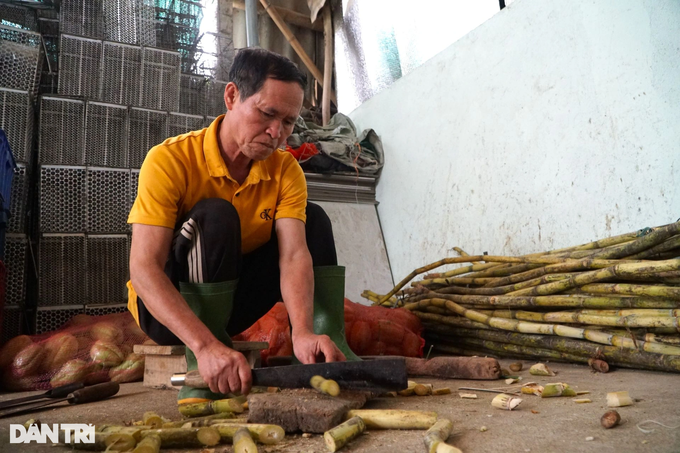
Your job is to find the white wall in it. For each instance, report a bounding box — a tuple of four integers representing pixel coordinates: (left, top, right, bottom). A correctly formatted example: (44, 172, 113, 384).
(349, 0, 680, 283)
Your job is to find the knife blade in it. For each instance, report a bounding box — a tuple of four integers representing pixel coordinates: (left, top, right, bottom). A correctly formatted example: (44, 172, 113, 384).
(0, 382, 85, 409)
(171, 358, 408, 393)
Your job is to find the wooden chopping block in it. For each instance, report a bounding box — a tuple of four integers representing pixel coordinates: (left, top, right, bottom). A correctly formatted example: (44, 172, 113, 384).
(405, 356, 501, 380)
(247, 389, 373, 433)
(134, 341, 268, 388)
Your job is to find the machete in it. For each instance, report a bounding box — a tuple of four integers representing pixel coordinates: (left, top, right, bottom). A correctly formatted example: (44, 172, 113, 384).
(171, 358, 408, 393)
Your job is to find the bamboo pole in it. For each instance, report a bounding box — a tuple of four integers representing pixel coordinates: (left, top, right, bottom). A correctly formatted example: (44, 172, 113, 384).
(233, 1, 323, 32)
(322, 3, 333, 126)
(259, 0, 336, 104)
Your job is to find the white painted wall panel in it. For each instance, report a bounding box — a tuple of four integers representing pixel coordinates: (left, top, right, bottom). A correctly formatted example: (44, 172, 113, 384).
(316, 202, 393, 305)
(349, 0, 680, 283)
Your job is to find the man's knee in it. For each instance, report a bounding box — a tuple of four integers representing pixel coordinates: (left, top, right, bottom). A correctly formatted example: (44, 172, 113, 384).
(185, 198, 239, 228)
(305, 202, 337, 266)
(306, 202, 333, 235)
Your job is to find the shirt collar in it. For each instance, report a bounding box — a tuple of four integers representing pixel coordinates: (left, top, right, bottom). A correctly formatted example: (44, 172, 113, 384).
(203, 114, 272, 184)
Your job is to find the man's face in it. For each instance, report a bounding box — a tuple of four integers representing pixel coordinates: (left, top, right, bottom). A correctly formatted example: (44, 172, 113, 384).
(227, 78, 304, 161)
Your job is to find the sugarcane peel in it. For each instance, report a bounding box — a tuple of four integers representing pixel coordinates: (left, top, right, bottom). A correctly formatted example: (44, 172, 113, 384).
(491, 394, 522, 410)
(311, 375, 340, 397)
(459, 393, 478, 399)
(133, 434, 161, 453)
(505, 378, 519, 384)
(574, 398, 592, 404)
(521, 383, 544, 396)
(529, 363, 556, 376)
(324, 416, 366, 452)
(541, 383, 577, 398)
(414, 383, 434, 396)
(606, 391, 634, 407)
(398, 380, 418, 396)
(234, 427, 258, 453)
(345, 410, 438, 430)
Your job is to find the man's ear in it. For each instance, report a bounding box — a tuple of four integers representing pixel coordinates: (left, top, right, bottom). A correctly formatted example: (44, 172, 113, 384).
(224, 82, 239, 110)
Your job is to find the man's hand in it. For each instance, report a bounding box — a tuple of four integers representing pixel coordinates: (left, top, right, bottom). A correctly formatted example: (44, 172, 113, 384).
(194, 341, 253, 395)
(292, 331, 346, 364)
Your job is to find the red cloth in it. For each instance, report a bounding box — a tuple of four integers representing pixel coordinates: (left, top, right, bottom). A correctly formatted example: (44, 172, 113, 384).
(283, 143, 320, 161)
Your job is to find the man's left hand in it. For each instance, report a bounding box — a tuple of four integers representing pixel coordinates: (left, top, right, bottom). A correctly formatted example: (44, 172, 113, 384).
(292, 331, 346, 364)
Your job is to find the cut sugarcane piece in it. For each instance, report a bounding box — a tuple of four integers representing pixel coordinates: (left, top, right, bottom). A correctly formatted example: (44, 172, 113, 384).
(423, 418, 462, 453)
(133, 434, 161, 453)
(212, 423, 285, 445)
(541, 383, 577, 398)
(311, 375, 340, 397)
(601, 410, 621, 429)
(324, 416, 366, 452)
(143, 411, 164, 429)
(96, 425, 150, 441)
(433, 388, 451, 395)
(178, 398, 244, 417)
(398, 380, 418, 396)
(574, 398, 592, 404)
(234, 427, 258, 453)
(505, 378, 520, 385)
(529, 363, 556, 376)
(491, 394, 522, 410)
(521, 383, 544, 396)
(606, 391, 634, 407)
(162, 412, 237, 428)
(414, 383, 434, 396)
(459, 393, 477, 399)
(138, 427, 221, 448)
(344, 410, 438, 430)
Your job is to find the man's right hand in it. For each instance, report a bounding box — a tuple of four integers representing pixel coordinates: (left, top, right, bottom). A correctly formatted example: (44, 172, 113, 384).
(194, 341, 253, 395)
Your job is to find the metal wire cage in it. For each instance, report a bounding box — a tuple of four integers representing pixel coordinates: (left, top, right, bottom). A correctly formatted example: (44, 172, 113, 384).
(2, 306, 23, 343)
(0, 3, 39, 31)
(168, 112, 204, 138)
(84, 101, 129, 168)
(38, 234, 86, 306)
(0, 25, 43, 97)
(130, 168, 139, 210)
(5, 234, 28, 306)
(8, 164, 29, 233)
(39, 165, 87, 233)
(0, 88, 34, 164)
(58, 34, 102, 100)
(103, 0, 139, 45)
(179, 73, 207, 116)
(128, 108, 167, 169)
(86, 168, 131, 233)
(38, 96, 85, 165)
(84, 303, 128, 317)
(59, 0, 104, 39)
(86, 235, 129, 304)
(140, 47, 181, 112)
(36, 305, 85, 334)
(101, 41, 142, 106)
(204, 79, 227, 117)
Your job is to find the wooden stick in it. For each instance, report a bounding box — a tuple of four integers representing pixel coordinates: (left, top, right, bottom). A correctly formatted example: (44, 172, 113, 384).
(322, 3, 333, 126)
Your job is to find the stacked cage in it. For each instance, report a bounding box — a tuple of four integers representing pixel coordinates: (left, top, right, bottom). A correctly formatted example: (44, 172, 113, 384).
(0, 0, 234, 337)
(0, 3, 43, 342)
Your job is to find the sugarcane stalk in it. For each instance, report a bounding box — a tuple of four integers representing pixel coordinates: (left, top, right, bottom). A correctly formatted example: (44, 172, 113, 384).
(541, 382, 576, 398)
(139, 427, 221, 448)
(234, 427, 258, 453)
(589, 222, 680, 259)
(576, 309, 680, 317)
(143, 411, 164, 429)
(162, 412, 237, 428)
(423, 418, 461, 453)
(59, 432, 137, 451)
(211, 423, 285, 445)
(427, 328, 680, 372)
(423, 262, 505, 280)
(96, 425, 147, 441)
(133, 434, 161, 453)
(511, 310, 680, 329)
(577, 283, 680, 298)
(178, 398, 244, 417)
(345, 410, 438, 430)
(324, 416, 366, 452)
(508, 259, 680, 297)
(431, 273, 574, 296)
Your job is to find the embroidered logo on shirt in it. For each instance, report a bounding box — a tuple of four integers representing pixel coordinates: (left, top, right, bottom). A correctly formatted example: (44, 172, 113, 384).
(260, 208, 273, 221)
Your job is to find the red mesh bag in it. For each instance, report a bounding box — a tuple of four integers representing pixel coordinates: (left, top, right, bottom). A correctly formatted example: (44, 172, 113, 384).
(234, 299, 425, 363)
(0, 312, 151, 392)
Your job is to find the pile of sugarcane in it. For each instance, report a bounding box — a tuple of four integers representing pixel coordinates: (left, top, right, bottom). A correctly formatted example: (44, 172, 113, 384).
(363, 221, 680, 373)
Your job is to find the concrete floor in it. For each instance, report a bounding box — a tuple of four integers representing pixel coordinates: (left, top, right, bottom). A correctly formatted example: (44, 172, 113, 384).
(0, 359, 679, 452)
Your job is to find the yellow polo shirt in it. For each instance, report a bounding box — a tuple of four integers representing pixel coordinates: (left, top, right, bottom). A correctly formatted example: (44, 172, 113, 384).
(127, 114, 307, 322)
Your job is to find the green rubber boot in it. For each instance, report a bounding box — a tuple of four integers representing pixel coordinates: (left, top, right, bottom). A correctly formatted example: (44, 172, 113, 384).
(177, 279, 238, 404)
(308, 265, 361, 362)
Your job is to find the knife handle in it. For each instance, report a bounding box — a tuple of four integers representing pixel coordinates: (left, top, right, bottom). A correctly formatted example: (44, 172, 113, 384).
(183, 370, 210, 388)
(69, 382, 120, 404)
(48, 382, 85, 398)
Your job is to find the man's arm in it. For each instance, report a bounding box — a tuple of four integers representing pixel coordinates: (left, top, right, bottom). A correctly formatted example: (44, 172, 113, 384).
(130, 223, 252, 394)
(275, 218, 345, 363)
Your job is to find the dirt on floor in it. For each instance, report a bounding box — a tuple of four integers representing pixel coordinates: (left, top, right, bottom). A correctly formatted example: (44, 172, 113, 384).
(0, 359, 679, 453)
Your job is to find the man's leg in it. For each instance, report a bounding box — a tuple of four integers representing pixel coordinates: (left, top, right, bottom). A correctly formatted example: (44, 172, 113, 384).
(135, 198, 242, 403)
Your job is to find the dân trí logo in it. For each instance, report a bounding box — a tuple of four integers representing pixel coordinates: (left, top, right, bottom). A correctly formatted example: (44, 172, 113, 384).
(10, 423, 95, 444)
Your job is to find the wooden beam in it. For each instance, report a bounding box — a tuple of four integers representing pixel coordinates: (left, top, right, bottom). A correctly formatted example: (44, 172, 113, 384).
(321, 3, 333, 125)
(233, 1, 323, 32)
(258, 0, 336, 104)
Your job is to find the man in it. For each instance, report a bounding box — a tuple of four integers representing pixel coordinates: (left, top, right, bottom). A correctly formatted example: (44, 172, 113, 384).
(127, 48, 359, 404)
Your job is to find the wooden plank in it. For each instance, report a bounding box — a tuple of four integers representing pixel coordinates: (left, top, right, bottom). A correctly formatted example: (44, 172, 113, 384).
(134, 341, 268, 356)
